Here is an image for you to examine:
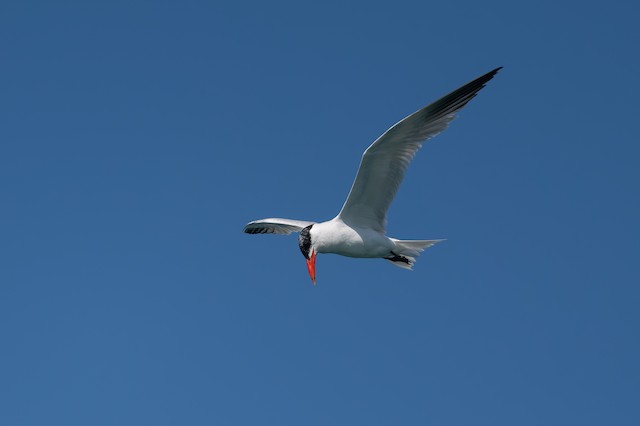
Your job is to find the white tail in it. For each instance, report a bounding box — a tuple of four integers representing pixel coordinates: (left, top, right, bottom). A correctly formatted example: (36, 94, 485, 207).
(386, 239, 445, 270)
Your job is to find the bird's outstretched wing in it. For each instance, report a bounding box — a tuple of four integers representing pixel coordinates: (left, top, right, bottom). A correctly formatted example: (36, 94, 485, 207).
(337, 67, 502, 232)
(243, 218, 317, 235)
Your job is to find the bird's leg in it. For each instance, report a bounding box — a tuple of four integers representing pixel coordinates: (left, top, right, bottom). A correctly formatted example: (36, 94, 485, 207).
(385, 252, 410, 265)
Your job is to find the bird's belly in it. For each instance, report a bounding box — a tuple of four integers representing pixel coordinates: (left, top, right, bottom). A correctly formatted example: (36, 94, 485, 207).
(315, 225, 392, 258)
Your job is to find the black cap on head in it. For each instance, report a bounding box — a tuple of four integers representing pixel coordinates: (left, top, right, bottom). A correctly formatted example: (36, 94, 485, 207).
(298, 225, 313, 259)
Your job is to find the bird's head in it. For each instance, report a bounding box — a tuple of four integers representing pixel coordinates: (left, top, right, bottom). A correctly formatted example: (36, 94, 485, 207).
(298, 224, 316, 285)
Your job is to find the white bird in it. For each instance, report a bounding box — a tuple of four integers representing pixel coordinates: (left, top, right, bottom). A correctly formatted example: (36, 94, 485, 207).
(244, 67, 501, 284)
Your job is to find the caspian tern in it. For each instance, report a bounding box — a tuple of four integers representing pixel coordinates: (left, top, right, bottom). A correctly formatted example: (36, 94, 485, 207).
(244, 67, 501, 284)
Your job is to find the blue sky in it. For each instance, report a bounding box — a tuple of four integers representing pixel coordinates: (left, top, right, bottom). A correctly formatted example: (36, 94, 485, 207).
(1, 1, 639, 425)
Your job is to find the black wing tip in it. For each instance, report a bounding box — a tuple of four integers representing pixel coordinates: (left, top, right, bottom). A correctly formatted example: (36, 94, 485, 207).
(474, 66, 503, 86)
(484, 66, 503, 81)
(425, 66, 503, 117)
(243, 223, 260, 234)
(243, 226, 271, 234)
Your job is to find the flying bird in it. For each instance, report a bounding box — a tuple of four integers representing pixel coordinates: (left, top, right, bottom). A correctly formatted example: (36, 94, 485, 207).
(244, 67, 501, 284)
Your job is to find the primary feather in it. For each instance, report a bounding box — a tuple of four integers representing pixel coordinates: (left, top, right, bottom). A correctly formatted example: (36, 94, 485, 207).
(243, 218, 316, 235)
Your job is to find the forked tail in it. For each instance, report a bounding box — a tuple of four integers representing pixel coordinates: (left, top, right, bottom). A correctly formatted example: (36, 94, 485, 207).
(386, 239, 444, 270)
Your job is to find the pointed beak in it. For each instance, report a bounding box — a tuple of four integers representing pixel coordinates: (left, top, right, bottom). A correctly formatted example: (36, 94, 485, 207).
(305, 250, 317, 285)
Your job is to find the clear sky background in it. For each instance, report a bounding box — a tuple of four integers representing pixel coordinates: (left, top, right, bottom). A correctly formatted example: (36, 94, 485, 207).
(1, 1, 639, 425)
